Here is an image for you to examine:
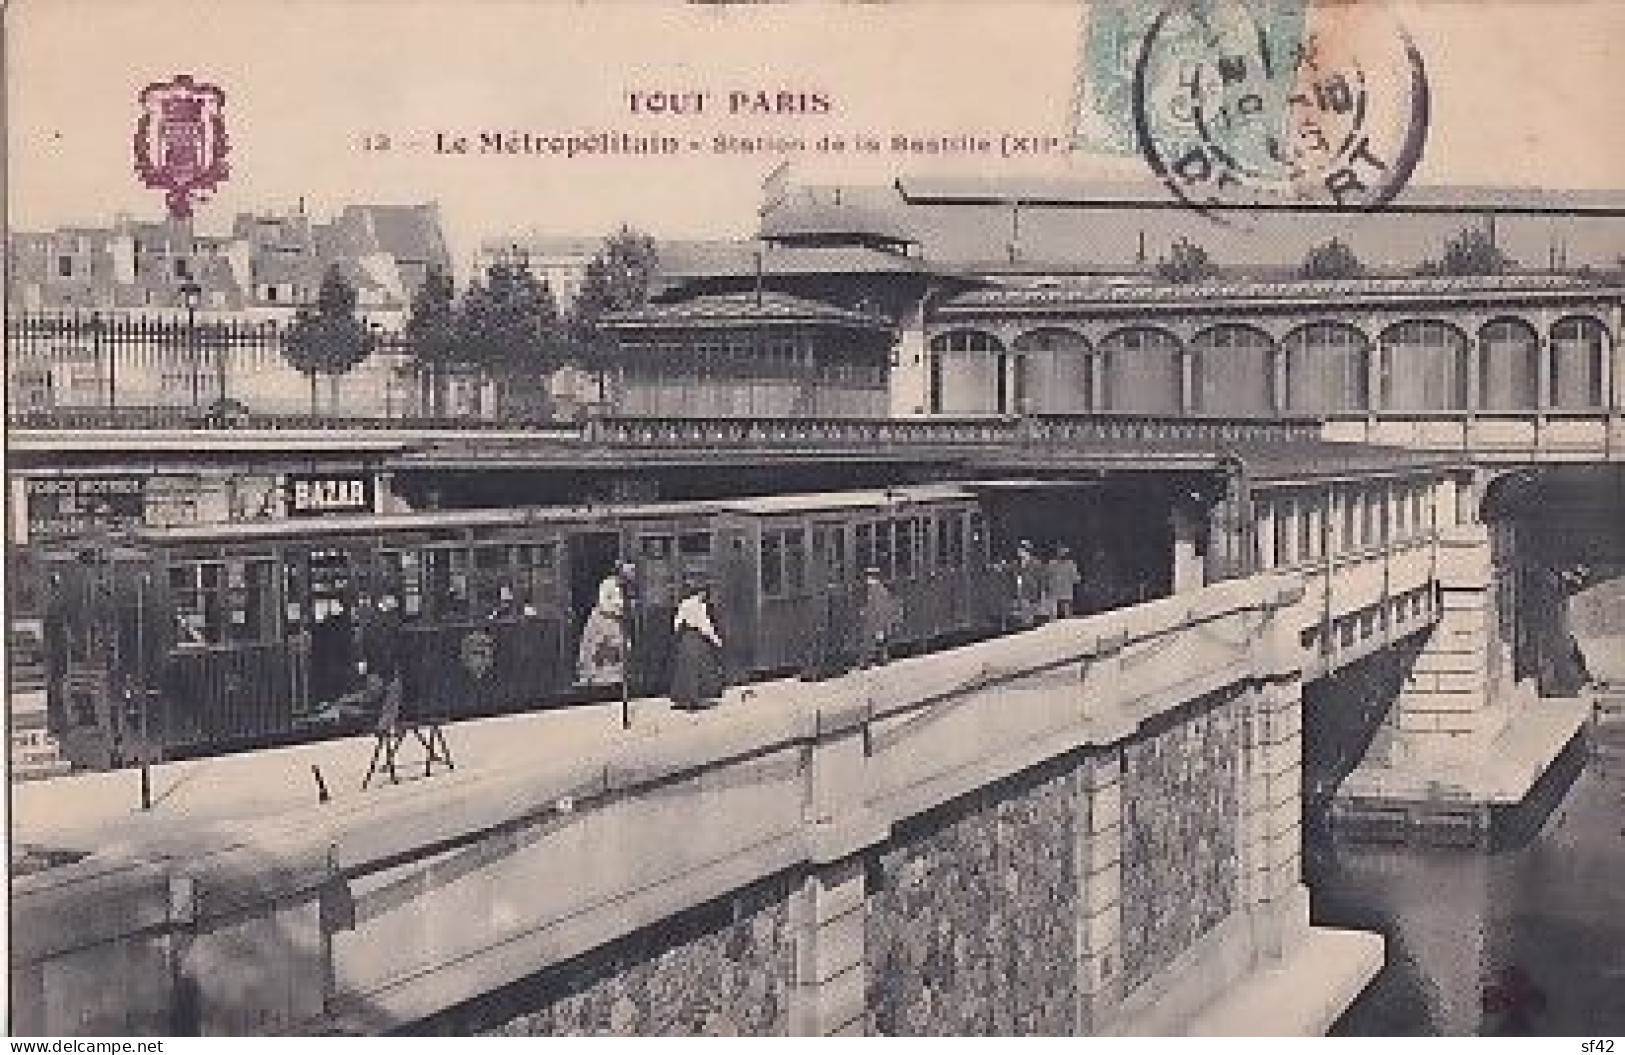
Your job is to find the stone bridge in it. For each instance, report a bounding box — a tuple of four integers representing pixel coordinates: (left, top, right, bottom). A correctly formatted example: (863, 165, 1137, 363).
(12, 574, 1382, 1037)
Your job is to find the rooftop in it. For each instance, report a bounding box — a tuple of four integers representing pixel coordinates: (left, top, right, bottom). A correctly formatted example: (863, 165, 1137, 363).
(603, 290, 896, 330)
(940, 272, 1624, 312)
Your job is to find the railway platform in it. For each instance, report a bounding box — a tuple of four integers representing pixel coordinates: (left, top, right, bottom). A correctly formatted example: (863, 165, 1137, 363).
(9, 690, 749, 862)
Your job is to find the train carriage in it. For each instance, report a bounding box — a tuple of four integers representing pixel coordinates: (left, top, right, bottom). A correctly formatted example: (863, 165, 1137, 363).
(38, 484, 1010, 771)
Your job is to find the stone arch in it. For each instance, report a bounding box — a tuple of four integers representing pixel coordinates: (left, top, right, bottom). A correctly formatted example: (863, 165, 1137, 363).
(926, 329, 1005, 414)
(1281, 320, 1371, 415)
(1099, 326, 1182, 415)
(1378, 318, 1469, 412)
(1477, 316, 1539, 411)
(1012, 326, 1093, 413)
(1548, 314, 1610, 409)
(1189, 323, 1274, 417)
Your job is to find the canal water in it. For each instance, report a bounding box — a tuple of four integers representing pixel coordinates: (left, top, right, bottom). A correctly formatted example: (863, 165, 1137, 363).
(1306, 710, 1625, 1036)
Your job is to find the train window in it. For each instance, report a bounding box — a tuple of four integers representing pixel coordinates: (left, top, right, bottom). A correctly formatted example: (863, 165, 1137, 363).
(1340, 490, 1356, 553)
(967, 512, 988, 564)
(641, 535, 674, 560)
(169, 562, 224, 646)
(760, 528, 806, 597)
(511, 543, 554, 610)
(283, 563, 306, 627)
(827, 525, 848, 582)
(1360, 491, 1376, 549)
(784, 529, 807, 593)
(393, 550, 426, 618)
(1273, 499, 1292, 568)
(472, 545, 516, 614)
(1298, 498, 1316, 562)
(1394, 488, 1408, 539)
(679, 532, 711, 556)
(855, 523, 876, 577)
(895, 519, 916, 580)
(423, 548, 472, 621)
(873, 521, 895, 579)
(224, 559, 275, 643)
(518, 542, 557, 573)
(761, 532, 784, 597)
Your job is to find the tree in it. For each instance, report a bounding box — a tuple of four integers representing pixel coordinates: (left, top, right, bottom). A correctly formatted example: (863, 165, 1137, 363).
(456, 261, 561, 417)
(570, 226, 659, 341)
(281, 266, 375, 417)
(1299, 237, 1365, 279)
(1155, 237, 1218, 284)
(404, 265, 458, 417)
(569, 227, 660, 405)
(1418, 226, 1516, 276)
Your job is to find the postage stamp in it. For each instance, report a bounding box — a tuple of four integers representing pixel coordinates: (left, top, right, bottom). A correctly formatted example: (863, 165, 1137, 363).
(1073, 0, 1428, 213)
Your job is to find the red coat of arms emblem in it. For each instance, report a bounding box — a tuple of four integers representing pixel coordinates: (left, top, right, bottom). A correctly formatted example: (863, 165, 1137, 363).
(133, 75, 230, 220)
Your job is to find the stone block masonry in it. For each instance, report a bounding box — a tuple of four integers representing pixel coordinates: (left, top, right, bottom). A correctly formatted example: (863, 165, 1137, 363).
(453, 873, 796, 1037)
(12, 574, 1379, 1037)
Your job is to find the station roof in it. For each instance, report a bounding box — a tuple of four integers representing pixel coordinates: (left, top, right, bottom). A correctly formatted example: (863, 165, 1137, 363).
(602, 290, 896, 331)
(759, 186, 920, 249)
(656, 241, 932, 281)
(939, 273, 1623, 315)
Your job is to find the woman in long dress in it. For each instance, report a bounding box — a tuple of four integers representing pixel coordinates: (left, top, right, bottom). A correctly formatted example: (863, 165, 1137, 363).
(670, 580, 727, 710)
(576, 564, 632, 688)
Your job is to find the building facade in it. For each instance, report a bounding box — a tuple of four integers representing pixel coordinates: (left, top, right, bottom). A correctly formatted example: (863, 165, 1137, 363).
(600, 290, 894, 418)
(6, 204, 451, 417)
(914, 275, 1622, 419)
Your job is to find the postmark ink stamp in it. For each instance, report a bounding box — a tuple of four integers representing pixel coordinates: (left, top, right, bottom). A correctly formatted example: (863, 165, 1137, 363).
(133, 74, 231, 220)
(1129, 0, 1429, 214)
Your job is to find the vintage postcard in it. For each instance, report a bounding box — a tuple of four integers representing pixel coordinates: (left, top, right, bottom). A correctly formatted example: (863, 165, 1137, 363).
(6, 0, 1623, 1039)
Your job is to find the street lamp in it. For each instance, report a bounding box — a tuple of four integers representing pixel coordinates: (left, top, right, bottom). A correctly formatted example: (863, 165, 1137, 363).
(88, 311, 114, 413)
(180, 280, 202, 410)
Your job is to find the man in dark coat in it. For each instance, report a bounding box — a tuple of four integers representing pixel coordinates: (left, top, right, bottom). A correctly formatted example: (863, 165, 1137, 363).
(357, 593, 405, 720)
(857, 567, 903, 667)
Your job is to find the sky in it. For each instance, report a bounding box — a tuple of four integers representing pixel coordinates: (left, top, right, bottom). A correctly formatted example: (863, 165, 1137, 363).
(7, 0, 1624, 275)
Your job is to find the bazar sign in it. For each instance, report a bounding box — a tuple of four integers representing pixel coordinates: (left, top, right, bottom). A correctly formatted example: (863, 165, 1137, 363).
(286, 474, 374, 516)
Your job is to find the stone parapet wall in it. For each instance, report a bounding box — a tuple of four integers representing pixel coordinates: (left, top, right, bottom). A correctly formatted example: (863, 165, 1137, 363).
(12, 574, 1329, 1037)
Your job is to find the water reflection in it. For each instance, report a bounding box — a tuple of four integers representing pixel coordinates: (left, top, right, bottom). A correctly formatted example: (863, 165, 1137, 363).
(1308, 717, 1625, 1036)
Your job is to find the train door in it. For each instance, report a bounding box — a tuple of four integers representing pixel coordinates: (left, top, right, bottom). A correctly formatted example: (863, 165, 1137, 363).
(709, 518, 757, 679)
(623, 518, 715, 695)
(567, 529, 622, 686)
(755, 514, 814, 673)
(283, 546, 365, 710)
(42, 547, 165, 770)
(807, 519, 855, 676)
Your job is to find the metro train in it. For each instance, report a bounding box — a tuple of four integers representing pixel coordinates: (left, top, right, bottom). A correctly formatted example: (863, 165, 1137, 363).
(38, 481, 1164, 771)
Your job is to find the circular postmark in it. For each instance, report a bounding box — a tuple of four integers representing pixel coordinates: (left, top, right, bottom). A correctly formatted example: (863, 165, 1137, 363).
(1132, 1, 1428, 216)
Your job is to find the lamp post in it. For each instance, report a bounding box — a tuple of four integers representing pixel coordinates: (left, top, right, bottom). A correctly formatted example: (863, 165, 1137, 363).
(180, 280, 202, 410)
(214, 314, 230, 414)
(89, 312, 114, 413)
(371, 322, 392, 420)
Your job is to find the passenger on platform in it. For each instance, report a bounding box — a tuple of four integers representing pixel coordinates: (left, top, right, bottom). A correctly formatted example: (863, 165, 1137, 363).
(990, 556, 1017, 631)
(577, 562, 634, 688)
(1047, 545, 1081, 619)
(310, 597, 356, 703)
(314, 659, 385, 727)
(360, 593, 405, 714)
(670, 577, 727, 711)
(1012, 540, 1047, 629)
(857, 567, 904, 668)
